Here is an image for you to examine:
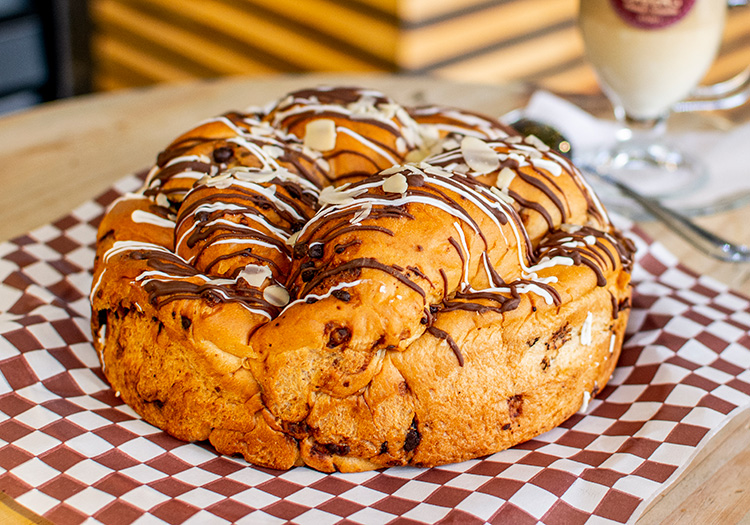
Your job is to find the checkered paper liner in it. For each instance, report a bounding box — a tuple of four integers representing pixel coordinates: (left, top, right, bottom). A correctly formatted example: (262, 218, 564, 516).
(0, 173, 749, 525)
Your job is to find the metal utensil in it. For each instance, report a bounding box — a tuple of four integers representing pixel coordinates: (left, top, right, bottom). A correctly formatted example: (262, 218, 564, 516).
(585, 168, 750, 262)
(508, 119, 750, 263)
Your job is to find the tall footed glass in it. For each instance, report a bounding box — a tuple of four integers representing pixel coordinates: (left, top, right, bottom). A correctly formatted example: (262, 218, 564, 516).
(578, 0, 728, 202)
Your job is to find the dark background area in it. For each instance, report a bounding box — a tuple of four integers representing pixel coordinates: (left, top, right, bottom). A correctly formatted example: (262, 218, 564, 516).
(0, 0, 91, 115)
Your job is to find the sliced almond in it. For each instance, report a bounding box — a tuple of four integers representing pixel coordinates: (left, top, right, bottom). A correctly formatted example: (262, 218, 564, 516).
(263, 284, 290, 307)
(381, 165, 404, 176)
(404, 148, 428, 163)
(490, 186, 515, 204)
(286, 230, 301, 246)
(155, 193, 170, 207)
(382, 173, 408, 194)
(262, 144, 284, 158)
(318, 184, 367, 206)
(460, 136, 500, 174)
(237, 264, 272, 287)
(351, 202, 373, 224)
(303, 119, 337, 152)
(495, 167, 516, 192)
(524, 134, 550, 152)
(560, 223, 582, 234)
(531, 157, 563, 177)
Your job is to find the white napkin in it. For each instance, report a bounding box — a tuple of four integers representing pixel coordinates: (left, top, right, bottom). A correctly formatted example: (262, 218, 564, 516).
(517, 90, 750, 212)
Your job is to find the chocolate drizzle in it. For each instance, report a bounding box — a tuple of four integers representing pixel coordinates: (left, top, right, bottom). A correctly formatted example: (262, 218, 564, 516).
(300, 257, 425, 299)
(132, 251, 281, 315)
(100, 88, 637, 378)
(442, 290, 521, 315)
(517, 169, 568, 227)
(427, 326, 464, 366)
(537, 226, 634, 288)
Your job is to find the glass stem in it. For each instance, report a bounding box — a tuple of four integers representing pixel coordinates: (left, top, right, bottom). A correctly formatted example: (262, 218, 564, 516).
(614, 106, 668, 142)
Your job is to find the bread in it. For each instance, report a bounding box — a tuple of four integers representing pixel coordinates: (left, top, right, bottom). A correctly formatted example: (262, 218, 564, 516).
(90, 86, 635, 472)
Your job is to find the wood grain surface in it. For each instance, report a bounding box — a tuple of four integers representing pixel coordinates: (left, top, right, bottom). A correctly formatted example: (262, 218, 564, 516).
(86, 1, 750, 98)
(0, 74, 749, 523)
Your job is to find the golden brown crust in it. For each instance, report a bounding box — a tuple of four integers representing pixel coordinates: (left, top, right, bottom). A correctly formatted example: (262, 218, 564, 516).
(91, 86, 635, 472)
(263, 87, 423, 185)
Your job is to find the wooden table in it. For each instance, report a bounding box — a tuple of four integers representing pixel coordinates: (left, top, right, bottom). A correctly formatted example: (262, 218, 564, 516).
(0, 74, 748, 524)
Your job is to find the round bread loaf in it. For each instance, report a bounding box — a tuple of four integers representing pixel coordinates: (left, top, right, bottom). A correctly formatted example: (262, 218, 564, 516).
(90, 86, 635, 472)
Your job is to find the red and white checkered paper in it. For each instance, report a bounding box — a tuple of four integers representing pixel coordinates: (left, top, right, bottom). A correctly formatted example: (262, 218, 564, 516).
(0, 172, 749, 525)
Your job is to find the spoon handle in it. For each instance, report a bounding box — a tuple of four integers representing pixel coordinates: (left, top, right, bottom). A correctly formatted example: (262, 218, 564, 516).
(597, 172, 750, 262)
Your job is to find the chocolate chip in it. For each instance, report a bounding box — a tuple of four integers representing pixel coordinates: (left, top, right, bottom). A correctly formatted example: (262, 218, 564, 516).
(305, 297, 318, 304)
(97, 309, 107, 327)
(380, 442, 389, 454)
(545, 323, 571, 352)
(324, 443, 350, 456)
(404, 418, 421, 452)
(331, 289, 350, 302)
(502, 423, 511, 430)
(398, 381, 409, 396)
(285, 421, 311, 436)
(294, 243, 308, 259)
(309, 443, 328, 461)
(301, 267, 317, 282)
(181, 316, 192, 330)
(116, 305, 130, 319)
(507, 394, 523, 419)
(308, 243, 324, 259)
(213, 146, 234, 163)
(327, 327, 351, 348)
(201, 289, 222, 305)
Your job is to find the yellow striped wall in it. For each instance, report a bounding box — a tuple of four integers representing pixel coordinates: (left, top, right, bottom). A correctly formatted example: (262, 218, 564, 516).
(89, 0, 750, 96)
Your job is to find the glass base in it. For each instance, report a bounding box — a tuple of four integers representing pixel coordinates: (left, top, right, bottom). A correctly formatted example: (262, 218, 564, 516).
(574, 137, 726, 220)
(584, 138, 709, 199)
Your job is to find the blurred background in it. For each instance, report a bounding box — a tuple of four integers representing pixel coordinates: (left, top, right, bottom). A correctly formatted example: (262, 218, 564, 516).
(2, 0, 749, 115)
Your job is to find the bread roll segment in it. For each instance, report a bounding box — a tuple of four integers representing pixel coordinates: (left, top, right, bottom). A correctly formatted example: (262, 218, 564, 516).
(90, 86, 635, 472)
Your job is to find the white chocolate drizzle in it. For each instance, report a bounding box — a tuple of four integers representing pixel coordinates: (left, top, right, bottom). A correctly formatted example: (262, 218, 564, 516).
(579, 391, 591, 413)
(581, 312, 593, 346)
(131, 210, 175, 229)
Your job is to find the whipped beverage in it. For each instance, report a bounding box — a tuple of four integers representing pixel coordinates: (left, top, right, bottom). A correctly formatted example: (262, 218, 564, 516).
(579, 0, 726, 120)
